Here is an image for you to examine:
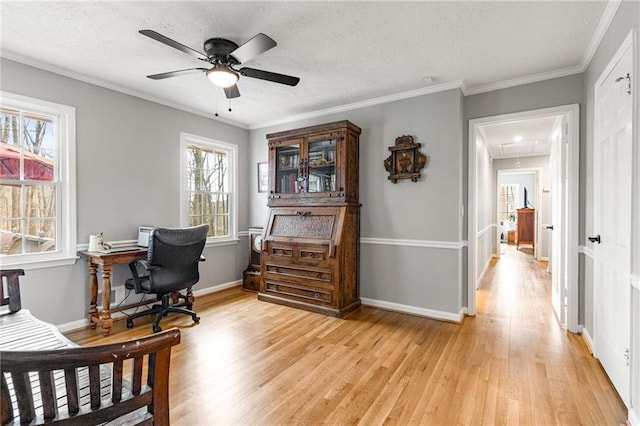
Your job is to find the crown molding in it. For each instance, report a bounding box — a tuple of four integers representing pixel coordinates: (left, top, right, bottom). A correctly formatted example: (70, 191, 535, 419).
(580, 0, 623, 71)
(461, 65, 583, 96)
(0, 51, 249, 130)
(250, 80, 464, 130)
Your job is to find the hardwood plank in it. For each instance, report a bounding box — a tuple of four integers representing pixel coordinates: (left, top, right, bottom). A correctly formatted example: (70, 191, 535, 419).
(65, 245, 628, 425)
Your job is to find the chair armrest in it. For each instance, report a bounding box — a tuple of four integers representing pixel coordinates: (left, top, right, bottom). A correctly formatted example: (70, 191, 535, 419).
(127, 260, 153, 293)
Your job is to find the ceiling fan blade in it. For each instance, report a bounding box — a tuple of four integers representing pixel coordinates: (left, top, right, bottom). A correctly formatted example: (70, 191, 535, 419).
(223, 85, 241, 99)
(239, 67, 300, 86)
(230, 33, 277, 64)
(147, 68, 208, 80)
(139, 29, 207, 61)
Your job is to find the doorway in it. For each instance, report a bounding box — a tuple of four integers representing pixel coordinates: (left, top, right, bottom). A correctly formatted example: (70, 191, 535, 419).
(496, 169, 541, 260)
(468, 104, 580, 333)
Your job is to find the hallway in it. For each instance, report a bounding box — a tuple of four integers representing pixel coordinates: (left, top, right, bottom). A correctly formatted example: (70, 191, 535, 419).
(471, 244, 627, 424)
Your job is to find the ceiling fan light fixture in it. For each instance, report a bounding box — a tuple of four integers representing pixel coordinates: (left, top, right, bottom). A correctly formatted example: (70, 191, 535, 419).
(206, 65, 239, 88)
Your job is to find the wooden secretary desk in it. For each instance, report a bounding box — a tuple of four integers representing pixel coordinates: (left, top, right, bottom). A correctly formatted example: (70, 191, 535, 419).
(258, 120, 361, 317)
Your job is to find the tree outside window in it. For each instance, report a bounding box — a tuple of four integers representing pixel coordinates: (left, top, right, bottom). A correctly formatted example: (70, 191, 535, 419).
(181, 133, 237, 243)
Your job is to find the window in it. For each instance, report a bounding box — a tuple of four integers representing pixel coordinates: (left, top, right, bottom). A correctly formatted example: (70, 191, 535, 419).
(499, 184, 519, 222)
(0, 91, 76, 268)
(180, 132, 237, 245)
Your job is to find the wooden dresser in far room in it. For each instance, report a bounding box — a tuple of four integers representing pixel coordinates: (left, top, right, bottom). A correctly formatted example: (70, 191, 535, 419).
(516, 208, 535, 249)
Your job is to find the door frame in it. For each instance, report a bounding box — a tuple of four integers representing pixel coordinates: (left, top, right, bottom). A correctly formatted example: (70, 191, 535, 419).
(468, 104, 580, 333)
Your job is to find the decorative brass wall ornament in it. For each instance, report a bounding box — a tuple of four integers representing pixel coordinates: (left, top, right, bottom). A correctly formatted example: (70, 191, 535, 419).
(383, 135, 427, 183)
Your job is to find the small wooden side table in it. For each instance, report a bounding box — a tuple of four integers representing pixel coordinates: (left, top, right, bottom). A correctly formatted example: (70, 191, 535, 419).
(79, 249, 148, 336)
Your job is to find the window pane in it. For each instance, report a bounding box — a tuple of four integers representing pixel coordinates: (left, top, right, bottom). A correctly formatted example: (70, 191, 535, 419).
(0, 219, 21, 255)
(212, 193, 229, 215)
(0, 184, 22, 219)
(188, 192, 207, 218)
(23, 149, 55, 182)
(25, 185, 56, 218)
(214, 215, 228, 237)
(188, 146, 228, 193)
(24, 219, 56, 253)
(22, 114, 55, 152)
(0, 144, 21, 180)
(0, 108, 20, 146)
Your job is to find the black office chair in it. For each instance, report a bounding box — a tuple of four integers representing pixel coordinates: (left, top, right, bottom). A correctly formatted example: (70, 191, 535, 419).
(125, 224, 208, 333)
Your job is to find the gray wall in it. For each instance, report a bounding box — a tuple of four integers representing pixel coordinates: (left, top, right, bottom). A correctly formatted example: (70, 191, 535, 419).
(250, 89, 466, 315)
(0, 58, 251, 326)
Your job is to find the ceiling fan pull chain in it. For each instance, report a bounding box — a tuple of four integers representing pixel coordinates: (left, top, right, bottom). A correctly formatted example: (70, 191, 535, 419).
(228, 96, 232, 113)
(214, 87, 219, 117)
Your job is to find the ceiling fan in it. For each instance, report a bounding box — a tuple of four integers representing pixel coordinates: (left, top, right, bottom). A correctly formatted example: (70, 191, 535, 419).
(139, 29, 300, 99)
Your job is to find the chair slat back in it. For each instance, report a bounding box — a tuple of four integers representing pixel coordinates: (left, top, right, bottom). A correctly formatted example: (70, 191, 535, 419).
(0, 269, 24, 313)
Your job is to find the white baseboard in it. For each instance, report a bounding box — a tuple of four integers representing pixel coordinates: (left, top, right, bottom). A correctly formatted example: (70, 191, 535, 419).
(192, 280, 241, 296)
(56, 280, 242, 333)
(361, 297, 466, 323)
(629, 407, 639, 426)
(478, 256, 493, 282)
(582, 327, 595, 354)
(57, 318, 89, 333)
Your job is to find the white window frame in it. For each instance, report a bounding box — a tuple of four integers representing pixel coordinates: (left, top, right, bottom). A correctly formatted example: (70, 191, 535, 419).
(180, 132, 238, 247)
(0, 91, 77, 269)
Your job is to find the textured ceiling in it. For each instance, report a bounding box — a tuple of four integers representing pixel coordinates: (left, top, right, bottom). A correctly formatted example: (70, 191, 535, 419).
(1, 1, 607, 128)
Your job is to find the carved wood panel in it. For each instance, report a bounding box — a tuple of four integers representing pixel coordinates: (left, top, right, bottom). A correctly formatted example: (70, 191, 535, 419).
(271, 214, 334, 239)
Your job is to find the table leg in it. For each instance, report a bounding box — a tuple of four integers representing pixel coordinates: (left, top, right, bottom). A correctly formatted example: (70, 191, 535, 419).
(87, 262, 98, 329)
(100, 266, 114, 336)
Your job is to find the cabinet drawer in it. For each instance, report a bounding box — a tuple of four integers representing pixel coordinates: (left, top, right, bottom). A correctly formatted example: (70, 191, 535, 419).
(270, 245, 294, 258)
(264, 280, 332, 304)
(266, 242, 332, 266)
(264, 263, 332, 283)
(297, 247, 326, 261)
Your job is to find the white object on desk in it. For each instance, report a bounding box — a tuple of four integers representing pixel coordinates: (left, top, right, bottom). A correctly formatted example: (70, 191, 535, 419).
(137, 226, 154, 247)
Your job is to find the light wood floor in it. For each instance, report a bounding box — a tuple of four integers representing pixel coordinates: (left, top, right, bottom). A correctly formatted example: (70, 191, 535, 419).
(67, 244, 627, 425)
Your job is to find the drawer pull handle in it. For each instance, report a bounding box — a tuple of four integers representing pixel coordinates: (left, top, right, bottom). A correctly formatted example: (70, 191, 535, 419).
(295, 210, 310, 217)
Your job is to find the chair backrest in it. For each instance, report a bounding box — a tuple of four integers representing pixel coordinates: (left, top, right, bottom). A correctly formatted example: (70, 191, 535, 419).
(1, 329, 181, 425)
(147, 224, 209, 295)
(0, 269, 24, 313)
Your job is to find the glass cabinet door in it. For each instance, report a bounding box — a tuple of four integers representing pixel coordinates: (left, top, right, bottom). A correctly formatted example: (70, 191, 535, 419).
(275, 143, 300, 193)
(307, 139, 336, 193)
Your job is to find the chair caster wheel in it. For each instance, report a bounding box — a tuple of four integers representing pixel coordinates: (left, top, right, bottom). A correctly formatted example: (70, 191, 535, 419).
(153, 325, 162, 333)
(126, 320, 133, 328)
(193, 316, 200, 323)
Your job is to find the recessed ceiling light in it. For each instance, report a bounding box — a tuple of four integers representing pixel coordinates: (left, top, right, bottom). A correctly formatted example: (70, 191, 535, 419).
(513, 135, 523, 142)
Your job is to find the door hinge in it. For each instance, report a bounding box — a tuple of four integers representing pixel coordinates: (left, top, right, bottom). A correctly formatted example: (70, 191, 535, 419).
(615, 73, 631, 95)
(625, 348, 630, 366)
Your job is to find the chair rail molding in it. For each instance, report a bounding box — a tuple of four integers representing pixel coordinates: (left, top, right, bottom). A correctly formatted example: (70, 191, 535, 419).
(360, 237, 467, 250)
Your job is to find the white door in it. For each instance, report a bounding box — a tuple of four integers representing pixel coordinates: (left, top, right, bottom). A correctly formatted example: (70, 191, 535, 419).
(549, 116, 566, 326)
(593, 42, 633, 407)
